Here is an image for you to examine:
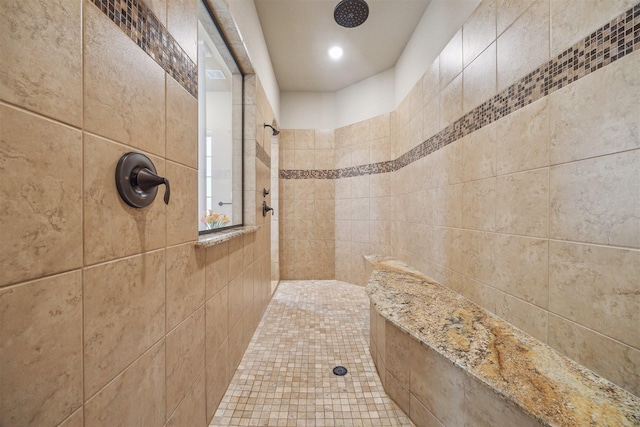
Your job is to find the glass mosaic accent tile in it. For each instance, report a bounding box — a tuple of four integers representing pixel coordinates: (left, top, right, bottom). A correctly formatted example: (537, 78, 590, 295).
(281, 3, 640, 180)
(89, 0, 198, 98)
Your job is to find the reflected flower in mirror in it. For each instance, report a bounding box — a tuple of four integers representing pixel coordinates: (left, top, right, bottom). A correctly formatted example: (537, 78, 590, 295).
(201, 210, 230, 229)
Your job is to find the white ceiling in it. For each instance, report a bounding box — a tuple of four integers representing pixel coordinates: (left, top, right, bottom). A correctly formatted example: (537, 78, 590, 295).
(254, 0, 432, 92)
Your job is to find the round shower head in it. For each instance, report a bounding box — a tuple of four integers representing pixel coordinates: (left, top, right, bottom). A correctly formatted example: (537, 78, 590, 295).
(334, 0, 369, 28)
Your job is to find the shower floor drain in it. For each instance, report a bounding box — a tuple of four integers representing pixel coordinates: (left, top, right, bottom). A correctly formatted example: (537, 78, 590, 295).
(333, 366, 348, 376)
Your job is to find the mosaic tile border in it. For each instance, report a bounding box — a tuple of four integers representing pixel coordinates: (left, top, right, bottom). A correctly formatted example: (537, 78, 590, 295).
(90, 0, 198, 98)
(256, 142, 271, 168)
(280, 3, 640, 180)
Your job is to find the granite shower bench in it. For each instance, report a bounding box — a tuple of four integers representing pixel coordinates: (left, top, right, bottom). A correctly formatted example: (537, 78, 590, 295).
(365, 255, 640, 427)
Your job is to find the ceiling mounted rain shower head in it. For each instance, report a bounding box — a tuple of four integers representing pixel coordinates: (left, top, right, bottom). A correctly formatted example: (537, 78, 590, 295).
(334, 0, 369, 28)
(264, 123, 280, 136)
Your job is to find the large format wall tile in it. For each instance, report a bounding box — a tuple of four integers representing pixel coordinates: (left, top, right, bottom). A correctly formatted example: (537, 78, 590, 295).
(463, 42, 497, 114)
(84, 341, 166, 427)
(410, 340, 465, 427)
(83, 133, 166, 265)
(0, 271, 82, 427)
(549, 241, 640, 349)
(166, 161, 198, 245)
(549, 150, 639, 248)
(166, 76, 198, 168)
(84, 1, 166, 156)
(166, 243, 205, 330)
(0, 104, 82, 287)
(0, 0, 82, 126)
(84, 250, 166, 397)
(497, 0, 549, 91)
(495, 97, 549, 175)
(495, 292, 549, 343)
(496, 0, 537, 35)
(548, 314, 640, 397)
(166, 372, 206, 427)
(206, 241, 230, 299)
(463, 0, 497, 66)
(549, 52, 640, 165)
(495, 168, 549, 238)
(549, 0, 638, 56)
(167, 0, 198, 62)
(166, 308, 205, 416)
(493, 234, 548, 309)
(462, 178, 496, 232)
(206, 285, 229, 361)
(440, 29, 463, 89)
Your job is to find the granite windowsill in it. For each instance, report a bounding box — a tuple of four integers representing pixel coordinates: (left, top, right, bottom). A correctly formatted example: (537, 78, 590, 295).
(195, 225, 260, 248)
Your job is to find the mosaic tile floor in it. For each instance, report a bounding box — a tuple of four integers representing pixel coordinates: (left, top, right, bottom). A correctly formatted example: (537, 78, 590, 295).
(210, 280, 414, 427)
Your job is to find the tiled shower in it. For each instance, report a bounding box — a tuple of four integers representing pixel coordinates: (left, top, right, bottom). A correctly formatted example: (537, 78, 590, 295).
(279, 0, 639, 400)
(1, 0, 638, 426)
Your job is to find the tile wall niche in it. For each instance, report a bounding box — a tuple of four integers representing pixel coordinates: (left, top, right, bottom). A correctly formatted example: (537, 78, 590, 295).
(279, 0, 640, 397)
(0, 1, 273, 426)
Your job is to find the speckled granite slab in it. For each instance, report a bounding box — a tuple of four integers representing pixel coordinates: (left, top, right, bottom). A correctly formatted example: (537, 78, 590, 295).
(195, 225, 260, 248)
(365, 255, 640, 427)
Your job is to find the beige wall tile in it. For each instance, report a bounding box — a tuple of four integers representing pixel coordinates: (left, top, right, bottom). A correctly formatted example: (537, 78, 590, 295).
(0, 104, 82, 287)
(432, 139, 464, 187)
(549, 241, 640, 349)
(410, 340, 465, 427)
(497, 0, 549, 91)
(166, 243, 205, 330)
(549, 151, 639, 248)
(370, 114, 390, 139)
(229, 236, 244, 280)
(422, 97, 441, 140)
(166, 372, 206, 427)
(462, 120, 497, 182)
(84, 250, 166, 397)
(458, 230, 496, 285)
(166, 308, 205, 415)
(496, 0, 536, 35)
(205, 241, 229, 299)
(167, 0, 198, 62)
(410, 394, 444, 427)
(496, 292, 548, 343)
(548, 314, 640, 397)
(314, 129, 335, 150)
(146, 0, 167, 24)
(549, 0, 636, 56)
(166, 161, 198, 245)
(422, 57, 440, 104)
(463, 42, 497, 113)
(496, 97, 549, 175)
(460, 276, 498, 313)
(206, 284, 229, 362)
(464, 376, 541, 427)
(439, 74, 463, 130)
(0, 0, 82, 126)
(206, 340, 230, 419)
(493, 234, 548, 309)
(83, 134, 166, 266)
(84, 341, 165, 427)
(495, 168, 549, 238)
(385, 371, 410, 415)
(58, 408, 83, 427)
(279, 129, 294, 150)
(463, 0, 497, 66)
(385, 321, 411, 385)
(434, 185, 464, 228)
(294, 149, 315, 169)
(549, 52, 640, 165)
(166, 76, 198, 168)
(228, 275, 243, 329)
(315, 149, 335, 169)
(228, 321, 244, 373)
(439, 29, 463, 89)
(84, 2, 165, 155)
(294, 129, 314, 149)
(462, 178, 496, 232)
(0, 272, 82, 427)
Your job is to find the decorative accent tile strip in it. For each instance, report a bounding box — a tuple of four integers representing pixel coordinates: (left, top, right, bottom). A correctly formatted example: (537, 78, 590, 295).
(280, 3, 640, 180)
(256, 142, 271, 168)
(90, 0, 198, 98)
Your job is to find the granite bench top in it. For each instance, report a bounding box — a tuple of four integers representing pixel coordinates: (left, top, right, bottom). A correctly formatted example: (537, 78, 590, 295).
(365, 255, 640, 427)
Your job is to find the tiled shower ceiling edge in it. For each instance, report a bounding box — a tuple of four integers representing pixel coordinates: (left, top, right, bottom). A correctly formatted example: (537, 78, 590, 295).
(89, 0, 198, 98)
(280, 3, 640, 180)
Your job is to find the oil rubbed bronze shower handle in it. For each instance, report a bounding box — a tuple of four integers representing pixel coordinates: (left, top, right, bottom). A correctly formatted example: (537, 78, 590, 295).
(262, 201, 274, 217)
(136, 168, 170, 205)
(115, 152, 170, 208)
